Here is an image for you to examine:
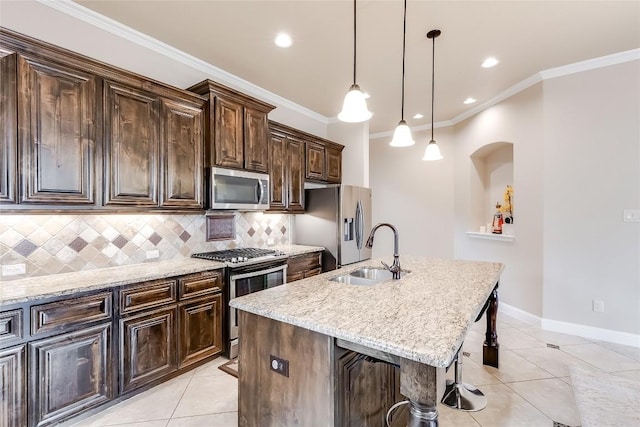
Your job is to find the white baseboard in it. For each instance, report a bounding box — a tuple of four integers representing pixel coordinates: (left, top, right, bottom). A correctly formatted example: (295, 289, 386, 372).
(499, 302, 542, 328)
(499, 303, 640, 348)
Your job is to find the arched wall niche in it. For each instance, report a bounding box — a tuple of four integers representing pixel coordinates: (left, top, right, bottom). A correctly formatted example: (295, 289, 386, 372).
(469, 141, 514, 233)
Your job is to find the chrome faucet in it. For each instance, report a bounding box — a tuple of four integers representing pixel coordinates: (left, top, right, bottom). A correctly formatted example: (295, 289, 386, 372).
(365, 223, 402, 279)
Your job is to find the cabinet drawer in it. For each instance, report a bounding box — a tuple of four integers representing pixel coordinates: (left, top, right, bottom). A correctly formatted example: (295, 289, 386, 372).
(288, 252, 322, 273)
(179, 271, 223, 300)
(0, 309, 23, 346)
(31, 292, 112, 336)
(120, 279, 177, 315)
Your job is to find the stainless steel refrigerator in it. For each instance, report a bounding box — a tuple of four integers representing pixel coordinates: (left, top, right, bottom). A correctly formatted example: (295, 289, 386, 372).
(294, 185, 372, 271)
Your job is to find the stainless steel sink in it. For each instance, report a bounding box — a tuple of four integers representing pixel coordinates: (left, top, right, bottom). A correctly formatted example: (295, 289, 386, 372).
(329, 267, 408, 286)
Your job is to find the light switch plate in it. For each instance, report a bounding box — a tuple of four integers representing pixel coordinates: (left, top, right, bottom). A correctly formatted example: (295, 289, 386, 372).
(623, 209, 640, 222)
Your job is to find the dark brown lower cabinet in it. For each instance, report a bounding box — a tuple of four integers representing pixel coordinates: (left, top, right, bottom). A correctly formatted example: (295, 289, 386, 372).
(120, 307, 177, 393)
(28, 323, 112, 427)
(178, 293, 223, 368)
(336, 350, 407, 427)
(286, 251, 322, 283)
(0, 345, 26, 427)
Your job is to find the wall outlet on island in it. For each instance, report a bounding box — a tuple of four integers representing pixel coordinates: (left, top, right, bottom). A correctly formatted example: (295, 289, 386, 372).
(592, 299, 605, 313)
(146, 250, 160, 260)
(269, 354, 289, 377)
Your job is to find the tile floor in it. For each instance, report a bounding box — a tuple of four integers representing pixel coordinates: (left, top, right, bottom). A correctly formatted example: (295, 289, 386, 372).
(68, 313, 640, 427)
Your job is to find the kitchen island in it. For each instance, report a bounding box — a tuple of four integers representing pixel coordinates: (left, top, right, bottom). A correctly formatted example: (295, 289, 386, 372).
(229, 256, 504, 426)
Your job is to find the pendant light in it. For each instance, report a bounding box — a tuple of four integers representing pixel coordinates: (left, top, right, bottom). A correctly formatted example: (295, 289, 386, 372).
(389, 0, 415, 147)
(338, 0, 372, 123)
(423, 29, 443, 161)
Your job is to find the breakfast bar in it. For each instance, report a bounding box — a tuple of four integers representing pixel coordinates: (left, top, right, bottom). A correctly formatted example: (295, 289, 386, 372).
(229, 256, 504, 426)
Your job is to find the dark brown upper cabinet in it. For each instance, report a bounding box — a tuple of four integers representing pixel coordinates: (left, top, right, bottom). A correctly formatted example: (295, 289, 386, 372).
(188, 80, 275, 173)
(1, 28, 206, 212)
(160, 99, 204, 208)
(0, 50, 17, 204)
(268, 121, 306, 213)
(104, 81, 159, 207)
(17, 55, 98, 205)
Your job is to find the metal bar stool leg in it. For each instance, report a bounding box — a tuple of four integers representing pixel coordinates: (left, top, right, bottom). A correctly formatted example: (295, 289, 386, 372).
(441, 349, 487, 411)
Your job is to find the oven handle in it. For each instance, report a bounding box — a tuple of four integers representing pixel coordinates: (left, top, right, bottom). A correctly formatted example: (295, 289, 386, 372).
(229, 264, 288, 282)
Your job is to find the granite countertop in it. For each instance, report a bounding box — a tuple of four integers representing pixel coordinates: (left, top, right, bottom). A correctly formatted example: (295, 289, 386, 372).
(0, 258, 224, 305)
(230, 256, 504, 368)
(0, 245, 323, 306)
(271, 244, 323, 257)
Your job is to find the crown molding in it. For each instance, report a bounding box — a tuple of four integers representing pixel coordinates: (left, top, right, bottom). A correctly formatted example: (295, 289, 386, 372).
(539, 48, 640, 80)
(36, 0, 328, 125)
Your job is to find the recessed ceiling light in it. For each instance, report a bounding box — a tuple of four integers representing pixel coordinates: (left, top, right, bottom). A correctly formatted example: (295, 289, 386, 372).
(463, 98, 477, 104)
(274, 33, 293, 48)
(413, 113, 424, 119)
(481, 57, 499, 68)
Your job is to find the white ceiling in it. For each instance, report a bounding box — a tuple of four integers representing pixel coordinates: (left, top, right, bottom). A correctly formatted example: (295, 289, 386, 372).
(73, 1, 639, 134)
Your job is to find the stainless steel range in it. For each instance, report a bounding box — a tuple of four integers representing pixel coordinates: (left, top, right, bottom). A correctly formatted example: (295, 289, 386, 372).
(192, 248, 288, 358)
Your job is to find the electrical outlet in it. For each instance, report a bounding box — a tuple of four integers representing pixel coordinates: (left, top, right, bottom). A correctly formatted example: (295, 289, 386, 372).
(270, 355, 289, 377)
(623, 209, 640, 222)
(592, 299, 605, 313)
(146, 250, 160, 259)
(2, 263, 26, 276)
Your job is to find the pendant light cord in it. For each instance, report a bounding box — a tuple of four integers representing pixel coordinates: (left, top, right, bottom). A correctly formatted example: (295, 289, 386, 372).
(401, 0, 407, 121)
(431, 33, 435, 141)
(352, 0, 357, 85)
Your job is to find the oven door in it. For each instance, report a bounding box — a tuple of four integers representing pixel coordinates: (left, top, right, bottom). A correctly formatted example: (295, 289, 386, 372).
(229, 262, 287, 356)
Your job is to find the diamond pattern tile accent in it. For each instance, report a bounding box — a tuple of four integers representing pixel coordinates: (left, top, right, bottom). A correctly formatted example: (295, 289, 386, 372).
(13, 239, 38, 257)
(112, 235, 128, 249)
(179, 230, 191, 243)
(0, 212, 290, 279)
(148, 232, 162, 246)
(69, 237, 89, 253)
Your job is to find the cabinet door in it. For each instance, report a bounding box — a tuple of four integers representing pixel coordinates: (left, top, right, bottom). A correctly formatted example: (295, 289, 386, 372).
(268, 131, 287, 210)
(0, 51, 17, 204)
(305, 141, 325, 181)
(244, 107, 269, 173)
(29, 323, 112, 427)
(287, 137, 305, 212)
(213, 96, 243, 169)
(160, 99, 204, 208)
(120, 307, 176, 393)
(18, 55, 97, 205)
(104, 81, 159, 206)
(178, 293, 223, 368)
(326, 146, 342, 183)
(336, 350, 405, 427)
(0, 345, 26, 427)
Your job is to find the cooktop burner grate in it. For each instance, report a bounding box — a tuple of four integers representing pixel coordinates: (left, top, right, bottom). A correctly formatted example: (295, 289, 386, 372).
(191, 248, 278, 262)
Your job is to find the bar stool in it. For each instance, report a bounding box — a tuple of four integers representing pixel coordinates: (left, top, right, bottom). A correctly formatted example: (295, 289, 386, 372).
(441, 348, 487, 411)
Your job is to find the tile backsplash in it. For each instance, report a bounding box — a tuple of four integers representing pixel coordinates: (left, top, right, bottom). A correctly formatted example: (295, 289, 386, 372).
(0, 212, 291, 280)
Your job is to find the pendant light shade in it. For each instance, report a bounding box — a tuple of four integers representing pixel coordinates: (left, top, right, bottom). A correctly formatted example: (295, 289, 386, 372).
(390, 120, 415, 147)
(338, 84, 372, 122)
(422, 139, 443, 160)
(338, 0, 372, 123)
(423, 29, 443, 161)
(390, 0, 414, 147)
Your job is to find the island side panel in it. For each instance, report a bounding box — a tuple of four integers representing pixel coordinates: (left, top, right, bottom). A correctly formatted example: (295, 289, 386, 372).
(238, 311, 334, 427)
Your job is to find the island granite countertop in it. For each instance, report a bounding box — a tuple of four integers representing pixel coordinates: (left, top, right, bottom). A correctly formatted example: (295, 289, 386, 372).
(230, 256, 504, 368)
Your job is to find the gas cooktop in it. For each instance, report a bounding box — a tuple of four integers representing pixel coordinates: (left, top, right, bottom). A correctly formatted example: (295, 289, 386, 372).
(191, 248, 285, 264)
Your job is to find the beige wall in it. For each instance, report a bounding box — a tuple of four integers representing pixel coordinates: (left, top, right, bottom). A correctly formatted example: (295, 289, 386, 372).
(453, 85, 545, 317)
(369, 128, 455, 260)
(327, 121, 370, 187)
(542, 61, 640, 335)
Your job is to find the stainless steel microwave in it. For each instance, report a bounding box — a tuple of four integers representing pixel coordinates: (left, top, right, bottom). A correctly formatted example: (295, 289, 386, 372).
(208, 167, 270, 210)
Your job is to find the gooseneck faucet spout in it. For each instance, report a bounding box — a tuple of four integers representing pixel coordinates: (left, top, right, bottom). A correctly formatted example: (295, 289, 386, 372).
(365, 223, 402, 279)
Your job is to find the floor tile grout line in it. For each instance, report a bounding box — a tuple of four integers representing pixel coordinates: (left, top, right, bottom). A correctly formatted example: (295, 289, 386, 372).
(502, 379, 567, 425)
(168, 371, 197, 420)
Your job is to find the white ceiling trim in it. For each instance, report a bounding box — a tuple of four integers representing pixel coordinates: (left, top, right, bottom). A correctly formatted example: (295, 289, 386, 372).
(36, 0, 639, 137)
(372, 48, 640, 140)
(35, 0, 328, 124)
